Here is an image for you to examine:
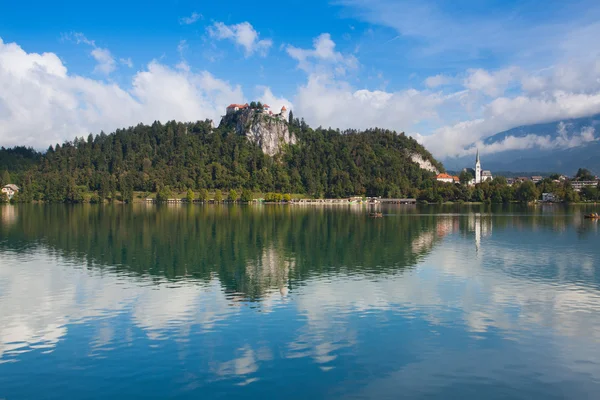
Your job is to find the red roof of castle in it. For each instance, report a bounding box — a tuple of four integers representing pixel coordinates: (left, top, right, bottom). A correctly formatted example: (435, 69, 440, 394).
(281, 106, 287, 111)
(226, 103, 249, 109)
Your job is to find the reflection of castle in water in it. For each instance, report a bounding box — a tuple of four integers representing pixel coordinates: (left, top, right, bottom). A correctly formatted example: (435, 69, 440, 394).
(245, 246, 294, 299)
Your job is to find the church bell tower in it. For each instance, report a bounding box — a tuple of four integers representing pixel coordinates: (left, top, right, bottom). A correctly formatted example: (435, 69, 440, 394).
(475, 149, 481, 184)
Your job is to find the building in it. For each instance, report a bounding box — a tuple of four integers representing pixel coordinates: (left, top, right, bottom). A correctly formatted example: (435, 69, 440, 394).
(464, 150, 493, 185)
(226, 103, 249, 115)
(531, 176, 543, 183)
(481, 170, 493, 182)
(571, 180, 599, 192)
(2, 184, 19, 200)
(435, 173, 459, 184)
(280, 106, 288, 120)
(475, 150, 481, 184)
(542, 193, 557, 202)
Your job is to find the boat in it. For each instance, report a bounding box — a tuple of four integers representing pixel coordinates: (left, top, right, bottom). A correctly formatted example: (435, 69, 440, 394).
(584, 213, 600, 219)
(369, 212, 383, 218)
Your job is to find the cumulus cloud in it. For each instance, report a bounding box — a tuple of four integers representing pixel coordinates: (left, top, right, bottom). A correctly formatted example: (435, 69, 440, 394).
(0, 37, 244, 148)
(286, 33, 358, 75)
(256, 86, 292, 114)
(424, 74, 454, 88)
(207, 22, 272, 57)
(179, 12, 202, 25)
(463, 67, 520, 97)
(91, 47, 116, 75)
(293, 73, 445, 132)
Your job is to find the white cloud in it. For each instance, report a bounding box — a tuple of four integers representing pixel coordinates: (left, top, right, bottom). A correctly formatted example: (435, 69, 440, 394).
(91, 48, 116, 75)
(424, 74, 454, 88)
(179, 11, 202, 25)
(207, 22, 272, 57)
(463, 67, 520, 97)
(294, 73, 445, 132)
(0, 37, 243, 148)
(64, 32, 125, 76)
(420, 90, 600, 158)
(286, 33, 358, 75)
(256, 86, 292, 114)
(120, 58, 133, 68)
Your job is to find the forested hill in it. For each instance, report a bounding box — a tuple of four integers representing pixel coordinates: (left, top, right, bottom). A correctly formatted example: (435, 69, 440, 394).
(0, 116, 443, 202)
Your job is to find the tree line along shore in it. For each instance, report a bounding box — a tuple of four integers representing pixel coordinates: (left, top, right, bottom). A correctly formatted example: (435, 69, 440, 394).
(0, 116, 598, 205)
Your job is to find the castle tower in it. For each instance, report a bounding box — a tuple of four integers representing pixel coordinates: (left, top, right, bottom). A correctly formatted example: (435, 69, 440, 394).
(475, 149, 481, 184)
(280, 106, 288, 120)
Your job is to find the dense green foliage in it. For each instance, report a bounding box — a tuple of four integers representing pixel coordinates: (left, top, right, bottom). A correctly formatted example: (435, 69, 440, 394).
(0, 117, 442, 202)
(0, 147, 40, 175)
(419, 177, 598, 203)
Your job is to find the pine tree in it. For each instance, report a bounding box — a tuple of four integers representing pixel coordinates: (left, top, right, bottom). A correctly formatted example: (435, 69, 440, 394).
(1, 170, 10, 186)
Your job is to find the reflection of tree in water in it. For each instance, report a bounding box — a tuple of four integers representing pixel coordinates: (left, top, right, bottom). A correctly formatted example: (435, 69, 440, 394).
(4, 204, 596, 299)
(0, 205, 442, 300)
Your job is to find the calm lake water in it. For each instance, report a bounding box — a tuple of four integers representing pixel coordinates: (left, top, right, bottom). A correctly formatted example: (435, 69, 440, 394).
(1, 204, 599, 399)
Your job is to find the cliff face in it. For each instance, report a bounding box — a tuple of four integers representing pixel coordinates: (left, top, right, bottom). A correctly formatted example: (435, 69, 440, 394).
(221, 110, 296, 157)
(409, 152, 440, 174)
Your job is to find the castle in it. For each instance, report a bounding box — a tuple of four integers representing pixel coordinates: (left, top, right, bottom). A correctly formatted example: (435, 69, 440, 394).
(464, 149, 493, 184)
(226, 103, 288, 120)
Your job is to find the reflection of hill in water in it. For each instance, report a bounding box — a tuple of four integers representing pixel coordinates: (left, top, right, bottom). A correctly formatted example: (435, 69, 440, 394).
(2, 204, 597, 298)
(0, 205, 443, 300)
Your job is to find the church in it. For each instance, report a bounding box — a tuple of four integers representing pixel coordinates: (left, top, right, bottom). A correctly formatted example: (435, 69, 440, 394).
(463, 150, 493, 184)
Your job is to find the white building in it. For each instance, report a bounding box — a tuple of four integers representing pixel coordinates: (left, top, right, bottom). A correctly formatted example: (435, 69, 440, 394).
(435, 173, 459, 184)
(226, 103, 249, 115)
(2, 184, 19, 200)
(473, 150, 493, 183)
(542, 193, 557, 202)
(571, 181, 599, 192)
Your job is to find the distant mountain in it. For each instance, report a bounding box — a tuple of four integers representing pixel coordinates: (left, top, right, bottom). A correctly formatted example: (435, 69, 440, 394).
(443, 114, 600, 175)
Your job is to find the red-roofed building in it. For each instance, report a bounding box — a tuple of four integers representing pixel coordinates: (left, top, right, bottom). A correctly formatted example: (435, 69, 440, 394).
(226, 103, 249, 114)
(436, 173, 460, 184)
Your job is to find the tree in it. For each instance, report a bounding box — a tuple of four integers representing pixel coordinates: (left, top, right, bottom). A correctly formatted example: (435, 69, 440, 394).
(576, 168, 594, 181)
(186, 189, 195, 203)
(156, 186, 173, 202)
(459, 170, 473, 185)
(1, 170, 10, 186)
(0, 192, 8, 203)
(283, 193, 291, 202)
(199, 189, 209, 202)
(493, 176, 507, 185)
(288, 110, 294, 125)
(228, 189, 238, 202)
(241, 189, 253, 202)
(516, 181, 538, 203)
(214, 189, 223, 202)
(250, 101, 257, 109)
(120, 174, 134, 203)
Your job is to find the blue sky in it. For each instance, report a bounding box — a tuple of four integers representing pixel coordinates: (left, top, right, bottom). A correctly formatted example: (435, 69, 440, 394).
(1, 0, 600, 158)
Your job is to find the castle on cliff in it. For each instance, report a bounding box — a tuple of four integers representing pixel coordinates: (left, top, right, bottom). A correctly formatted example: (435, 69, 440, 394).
(226, 103, 288, 121)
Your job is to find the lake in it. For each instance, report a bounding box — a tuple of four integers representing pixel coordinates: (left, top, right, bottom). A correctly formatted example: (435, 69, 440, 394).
(1, 204, 599, 399)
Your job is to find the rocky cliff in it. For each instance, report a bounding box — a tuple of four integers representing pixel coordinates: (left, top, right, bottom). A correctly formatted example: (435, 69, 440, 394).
(409, 152, 440, 174)
(220, 110, 296, 157)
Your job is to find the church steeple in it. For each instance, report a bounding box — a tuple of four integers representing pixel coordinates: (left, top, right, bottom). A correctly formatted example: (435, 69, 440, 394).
(475, 148, 481, 184)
